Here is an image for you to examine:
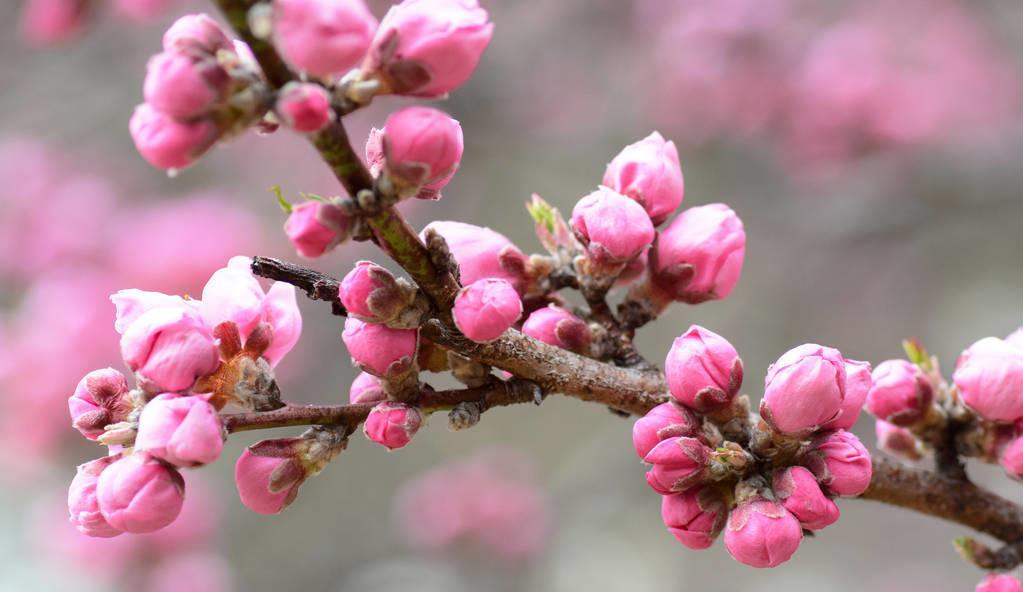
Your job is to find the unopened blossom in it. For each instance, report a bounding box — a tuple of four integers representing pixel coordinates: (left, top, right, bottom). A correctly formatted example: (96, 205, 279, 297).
(162, 13, 233, 54)
(570, 186, 655, 265)
(68, 368, 132, 440)
(632, 401, 700, 459)
(272, 0, 377, 78)
(275, 82, 333, 133)
(135, 394, 224, 467)
(338, 261, 405, 323)
(119, 303, 220, 393)
(143, 51, 230, 119)
(875, 420, 923, 461)
(96, 453, 185, 533)
(366, 107, 464, 199)
(761, 344, 849, 434)
(364, 401, 423, 449)
(349, 372, 385, 404)
(652, 203, 745, 303)
(234, 441, 306, 515)
(866, 359, 934, 426)
(665, 325, 742, 412)
(977, 574, 1023, 592)
(341, 317, 417, 376)
(453, 279, 522, 343)
(521, 305, 591, 353)
(801, 430, 872, 497)
(602, 131, 684, 225)
(660, 486, 726, 550)
(724, 498, 803, 568)
(129, 104, 218, 171)
(421, 221, 528, 293)
(773, 466, 839, 531)
(365, 0, 494, 97)
(284, 200, 350, 258)
(954, 337, 1023, 422)
(824, 360, 872, 430)
(643, 436, 711, 494)
(68, 456, 122, 538)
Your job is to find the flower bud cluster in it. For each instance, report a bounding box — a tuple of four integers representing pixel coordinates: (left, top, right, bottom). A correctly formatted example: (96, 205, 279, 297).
(636, 326, 872, 568)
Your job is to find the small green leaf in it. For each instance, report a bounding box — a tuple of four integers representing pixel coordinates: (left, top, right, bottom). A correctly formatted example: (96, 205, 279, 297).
(270, 185, 293, 214)
(902, 338, 930, 369)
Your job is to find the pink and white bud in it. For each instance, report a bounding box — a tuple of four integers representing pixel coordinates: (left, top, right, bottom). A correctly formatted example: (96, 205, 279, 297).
(284, 200, 350, 258)
(349, 372, 385, 404)
(643, 436, 711, 494)
(665, 325, 743, 412)
(773, 466, 839, 531)
(120, 306, 219, 393)
(272, 0, 377, 78)
(866, 359, 934, 426)
(342, 317, 418, 376)
(365, 0, 494, 98)
(977, 574, 1023, 592)
(68, 456, 123, 538)
(801, 430, 873, 497)
(69, 368, 132, 440)
(875, 420, 924, 461)
(18, 0, 87, 46)
(570, 187, 655, 266)
(652, 203, 745, 303)
(633, 402, 701, 459)
(275, 82, 333, 132)
(660, 486, 726, 550)
(234, 440, 307, 515)
(602, 131, 684, 225)
(521, 305, 591, 353)
(96, 453, 185, 533)
(338, 260, 405, 323)
(129, 103, 218, 171)
(367, 107, 463, 199)
(364, 401, 423, 449)
(761, 343, 848, 434)
(724, 498, 803, 568)
(1000, 435, 1023, 479)
(144, 51, 229, 119)
(162, 13, 233, 55)
(824, 360, 872, 430)
(453, 279, 522, 343)
(135, 394, 224, 467)
(954, 337, 1023, 422)
(421, 221, 527, 292)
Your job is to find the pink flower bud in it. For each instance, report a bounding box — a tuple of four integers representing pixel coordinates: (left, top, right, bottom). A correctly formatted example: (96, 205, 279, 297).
(660, 486, 726, 550)
(453, 279, 522, 343)
(366, 0, 494, 97)
(824, 360, 872, 430)
(977, 574, 1023, 592)
(665, 325, 742, 412)
(135, 394, 224, 467)
(724, 498, 803, 568)
(349, 372, 385, 404)
(801, 430, 872, 497)
(570, 187, 655, 265)
(234, 441, 307, 515)
(68, 457, 123, 538)
(643, 436, 711, 494)
(69, 368, 132, 440)
(120, 306, 220, 393)
(521, 305, 592, 353)
(143, 51, 229, 119)
(954, 337, 1023, 422)
(367, 107, 463, 199)
(110, 289, 194, 334)
(18, 0, 86, 46)
(875, 420, 923, 461)
(773, 466, 839, 531)
(421, 221, 527, 292)
(602, 131, 684, 225)
(96, 453, 185, 533)
(275, 82, 333, 132)
(866, 359, 934, 426)
(162, 13, 233, 55)
(272, 0, 377, 77)
(1000, 435, 1023, 479)
(761, 344, 848, 434)
(338, 260, 404, 322)
(652, 203, 745, 303)
(284, 200, 350, 258)
(342, 317, 418, 376)
(364, 401, 423, 449)
(633, 402, 701, 459)
(129, 103, 218, 171)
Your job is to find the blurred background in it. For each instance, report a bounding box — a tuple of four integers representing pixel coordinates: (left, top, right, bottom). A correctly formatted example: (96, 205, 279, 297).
(2, 0, 1023, 590)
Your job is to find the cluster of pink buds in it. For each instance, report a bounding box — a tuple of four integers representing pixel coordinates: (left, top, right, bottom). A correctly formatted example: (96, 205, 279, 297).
(636, 326, 872, 567)
(864, 331, 1023, 480)
(66, 257, 303, 535)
